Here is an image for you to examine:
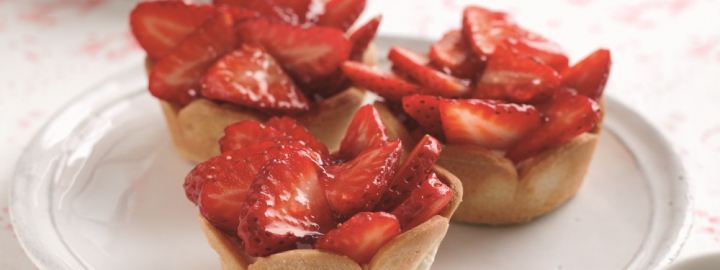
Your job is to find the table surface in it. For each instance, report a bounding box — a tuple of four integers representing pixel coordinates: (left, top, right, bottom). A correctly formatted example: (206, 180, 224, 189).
(1, 0, 719, 269)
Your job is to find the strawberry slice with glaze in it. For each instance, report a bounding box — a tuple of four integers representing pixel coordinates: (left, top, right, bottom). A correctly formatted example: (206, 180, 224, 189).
(189, 141, 325, 233)
(220, 118, 329, 159)
(348, 15, 382, 61)
(236, 19, 351, 83)
(561, 49, 612, 99)
(130, 1, 214, 60)
(186, 150, 259, 233)
(198, 179, 251, 233)
(401, 95, 444, 134)
(338, 104, 389, 159)
(325, 141, 403, 218)
(219, 120, 282, 153)
(315, 212, 401, 264)
(238, 150, 335, 257)
(184, 151, 255, 205)
(266, 117, 330, 157)
(376, 135, 442, 211)
(462, 6, 568, 71)
(507, 91, 601, 162)
(439, 99, 542, 149)
(149, 10, 236, 105)
(342, 61, 422, 101)
(214, 0, 311, 25)
(388, 47, 470, 97)
(316, 0, 367, 31)
(391, 172, 453, 229)
(201, 45, 309, 112)
(429, 29, 480, 79)
(473, 46, 561, 103)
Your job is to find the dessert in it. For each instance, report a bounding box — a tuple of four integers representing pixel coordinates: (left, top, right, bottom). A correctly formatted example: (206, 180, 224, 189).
(130, 0, 379, 162)
(342, 6, 611, 224)
(185, 105, 462, 269)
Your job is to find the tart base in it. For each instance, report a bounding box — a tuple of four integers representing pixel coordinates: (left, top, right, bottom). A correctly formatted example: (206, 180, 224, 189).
(437, 132, 599, 225)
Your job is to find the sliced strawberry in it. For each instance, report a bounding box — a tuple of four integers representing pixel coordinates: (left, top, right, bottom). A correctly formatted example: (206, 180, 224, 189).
(473, 46, 561, 103)
(439, 99, 542, 149)
(561, 49, 612, 99)
(507, 92, 601, 162)
(201, 45, 310, 112)
(462, 6, 508, 60)
(315, 212, 401, 264)
(198, 179, 250, 233)
(185, 150, 260, 233)
(184, 151, 255, 205)
(401, 95, 444, 134)
(429, 29, 480, 79)
(388, 47, 470, 97)
(237, 19, 351, 83)
(149, 10, 236, 105)
(219, 120, 281, 153)
(391, 172, 453, 229)
(270, 0, 314, 23)
(238, 150, 335, 257)
(348, 15, 382, 61)
(342, 61, 421, 101)
(316, 0, 367, 31)
(220, 118, 329, 159)
(324, 141, 402, 218)
(221, 5, 262, 22)
(299, 69, 351, 98)
(338, 104, 389, 159)
(130, 1, 214, 60)
(462, 6, 568, 71)
(514, 33, 569, 72)
(214, 0, 311, 25)
(376, 135, 442, 211)
(266, 117, 330, 157)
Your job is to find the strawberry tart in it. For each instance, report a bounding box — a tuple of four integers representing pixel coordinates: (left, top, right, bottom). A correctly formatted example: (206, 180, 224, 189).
(343, 6, 611, 224)
(131, 0, 382, 162)
(184, 105, 462, 269)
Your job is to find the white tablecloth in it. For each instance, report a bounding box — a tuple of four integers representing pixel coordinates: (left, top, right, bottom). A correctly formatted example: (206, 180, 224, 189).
(1, 0, 719, 268)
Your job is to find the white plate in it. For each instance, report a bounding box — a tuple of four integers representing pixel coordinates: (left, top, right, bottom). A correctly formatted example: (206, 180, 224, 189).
(10, 36, 691, 270)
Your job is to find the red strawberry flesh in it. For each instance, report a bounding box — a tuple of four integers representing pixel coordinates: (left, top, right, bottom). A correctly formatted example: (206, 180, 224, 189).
(316, 0, 367, 31)
(473, 46, 561, 103)
(338, 104, 389, 159)
(429, 29, 480, 79)
(507, 92, 601, 162)
(348, 15, 382, 61)
(201, 45, 310, 112)
(236, 19, 351, 83)
(388, 47, 470, 97)
(342, 61, 421, 101)
(439, 99, 542, 149)
(401, 95, 444, 134)
(325, 141, 403, 218)
(391, 172, 453, 229)
(130, 1, 214, 60)
(238, 150, 334, 257)
(315, 212, 401, 264)
(376, 135, 442, 211)
(149, 10, 236, 105)
(561, 49, 612, 99)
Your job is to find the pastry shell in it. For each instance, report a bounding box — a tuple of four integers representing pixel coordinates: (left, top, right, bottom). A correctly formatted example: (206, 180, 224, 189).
(437, 130, 600, 225)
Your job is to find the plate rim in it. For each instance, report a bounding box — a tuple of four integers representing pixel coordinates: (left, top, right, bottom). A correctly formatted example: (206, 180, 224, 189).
(9, 35, 692, 270)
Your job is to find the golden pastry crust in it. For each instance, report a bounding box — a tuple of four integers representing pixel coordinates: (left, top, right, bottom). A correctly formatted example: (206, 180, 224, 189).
(199, 167, 463, 270)
(437, 132, 599, 225)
